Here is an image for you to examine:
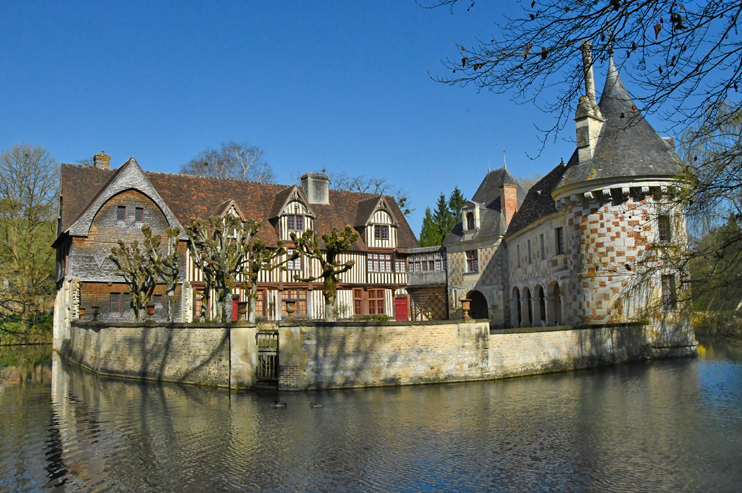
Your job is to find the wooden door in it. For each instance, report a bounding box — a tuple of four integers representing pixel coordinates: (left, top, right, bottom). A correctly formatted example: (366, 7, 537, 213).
(394, 297, 409, 321)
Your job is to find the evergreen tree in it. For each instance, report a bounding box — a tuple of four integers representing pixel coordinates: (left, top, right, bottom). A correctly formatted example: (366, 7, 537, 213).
(434, 193, 455, 240)
(419, 207, 442, 247)
(448, 186, 466, 222)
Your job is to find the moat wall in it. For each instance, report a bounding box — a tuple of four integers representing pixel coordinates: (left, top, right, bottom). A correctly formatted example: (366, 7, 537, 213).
(59, 320, 697, 390)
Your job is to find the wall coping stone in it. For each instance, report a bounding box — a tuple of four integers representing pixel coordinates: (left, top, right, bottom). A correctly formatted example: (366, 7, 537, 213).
(277, 319, 488, 328)
(490, 322, 648, 335)
(72, 321, 256, 330)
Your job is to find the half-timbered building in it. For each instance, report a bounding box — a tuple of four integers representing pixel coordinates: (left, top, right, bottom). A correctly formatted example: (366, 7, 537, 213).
(52, 161, 418, 328)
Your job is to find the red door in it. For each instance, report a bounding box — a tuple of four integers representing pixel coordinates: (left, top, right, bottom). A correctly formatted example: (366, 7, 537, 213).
(394, 297, 409, 321)
(231, 298, 239, 321)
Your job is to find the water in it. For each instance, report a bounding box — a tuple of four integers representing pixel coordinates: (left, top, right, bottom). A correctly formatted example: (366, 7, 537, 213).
(2, 339, 742, 492)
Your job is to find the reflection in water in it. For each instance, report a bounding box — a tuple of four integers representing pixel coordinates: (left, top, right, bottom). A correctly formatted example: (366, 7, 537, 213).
(0, 342, 741, 491)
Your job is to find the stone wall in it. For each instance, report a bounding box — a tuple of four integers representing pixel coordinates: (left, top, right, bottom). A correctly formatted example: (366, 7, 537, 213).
(62, 322, 230, 387)
(277, 320, 491, 390)
(58, 319, 696, 391)
(488, 323, 696, 379)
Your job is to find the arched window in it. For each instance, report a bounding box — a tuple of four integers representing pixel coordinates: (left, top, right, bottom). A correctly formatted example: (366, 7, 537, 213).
(466, 212, 475, 231)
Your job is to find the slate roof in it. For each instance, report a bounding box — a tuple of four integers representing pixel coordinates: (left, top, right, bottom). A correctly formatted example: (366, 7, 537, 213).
(443, 166, 526, 245)
(505, 162, 568, 237)
(58, 164, 419, 251)
(558, 56, 681, 189)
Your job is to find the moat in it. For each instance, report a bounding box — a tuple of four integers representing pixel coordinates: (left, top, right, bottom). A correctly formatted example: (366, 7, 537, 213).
(2, 339, 742, 492)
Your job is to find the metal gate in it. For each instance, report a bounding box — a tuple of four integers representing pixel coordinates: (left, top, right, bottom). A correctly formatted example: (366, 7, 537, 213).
(256, 330, 279, 383)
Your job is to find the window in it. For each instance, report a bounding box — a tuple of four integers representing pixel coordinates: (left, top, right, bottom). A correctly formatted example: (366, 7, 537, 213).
(540, 234, 545, 260)
(375, 225, 389, 241)
(368, 289, 385, 315)
(466, 250, 478, 273)
(194, 291, 205, 319)
(282, 289, 307, 316)
(368, 252, 392, 272)
(528, 240, 532, 264)
(662, 275, 677, 310)
(286, 249, 302, 271)
(555, 227, 565, 255)
(117, 206, 126, 222)
(517, 245, 521, 268)
(153, 294, 162, 306)
(354, 288, 363, 315)
(658, 215, 671, 242)
(110, 292, 131, 315)
(408, 252, 445, 272)
(286, 215, 304, 232)
(395, 258, 406, 273)
(255, 290, 266, 317)
(135, 207, 144, 223)
(466, 212, 475, 230)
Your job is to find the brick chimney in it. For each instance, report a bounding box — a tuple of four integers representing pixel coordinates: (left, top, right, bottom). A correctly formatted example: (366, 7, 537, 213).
(93, 151, 110, 169)
(575, 41, 604, 164)
(300, 172, 330, 205)
(500, 182, 519, 227)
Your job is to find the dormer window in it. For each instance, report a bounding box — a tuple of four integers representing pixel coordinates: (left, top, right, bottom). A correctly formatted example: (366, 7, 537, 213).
(286, 215, 304, 232)
(375, 225, 389, 241)
(466, 212, 475, 230)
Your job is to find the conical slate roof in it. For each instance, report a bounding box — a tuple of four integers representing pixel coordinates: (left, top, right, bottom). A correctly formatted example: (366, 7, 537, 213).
(557, 56, 681, 189)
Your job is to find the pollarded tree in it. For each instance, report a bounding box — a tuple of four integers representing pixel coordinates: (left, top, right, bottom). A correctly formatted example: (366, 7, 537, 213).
(184, 215, 260, 322)
(243, 238, 294, 323)
(143, 225, 181, 321)
(290, 226, 359, 321)
(109, 238, 159, 321)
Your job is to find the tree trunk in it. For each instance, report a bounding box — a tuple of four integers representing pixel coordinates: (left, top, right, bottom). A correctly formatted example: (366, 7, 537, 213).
(248, 281, 258, 323)
(324, 276, 337, 322)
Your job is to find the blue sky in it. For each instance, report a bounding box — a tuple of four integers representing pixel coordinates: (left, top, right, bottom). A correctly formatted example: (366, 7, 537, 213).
(2, 1, 613, 233)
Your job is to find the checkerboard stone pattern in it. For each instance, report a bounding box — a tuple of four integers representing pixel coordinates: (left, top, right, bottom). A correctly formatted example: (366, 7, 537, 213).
(409, 288, 447, 321)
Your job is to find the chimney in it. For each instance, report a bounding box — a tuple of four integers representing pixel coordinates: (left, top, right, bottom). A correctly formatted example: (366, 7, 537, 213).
(300, 172, 330, 205)
(93, 151, 110, 169)
(500, 182, 519, 227)
(575, 41, 605, 163)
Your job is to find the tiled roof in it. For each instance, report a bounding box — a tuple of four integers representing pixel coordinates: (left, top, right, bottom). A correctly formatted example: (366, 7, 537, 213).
(506, 162, 568, 237)
(558, 56, 681, 189)
(59, 164, 419, 251)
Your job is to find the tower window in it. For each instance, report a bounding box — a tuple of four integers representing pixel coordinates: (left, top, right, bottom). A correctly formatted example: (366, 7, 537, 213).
(658, 215, 671, 242)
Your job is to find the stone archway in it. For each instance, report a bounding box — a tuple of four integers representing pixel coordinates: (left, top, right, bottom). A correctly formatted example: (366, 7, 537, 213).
(548, 281, 563, 326)
(522, 287, 532, 327)
(536, 285, 546, 325)
(467, 290, 488, 319)
(511, 287, 521, 328)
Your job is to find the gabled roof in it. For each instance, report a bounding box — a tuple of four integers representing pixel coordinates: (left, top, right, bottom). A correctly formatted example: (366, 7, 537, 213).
(215, 199, 248, 222)
(268, 185, 314, 219)
(62, 157, 184, 239)
(506, 162, 568, 237)
(58, 163, 419, 251)
(557, 55, 681, 189)
(354, 195, 399, 228)
(443, 166, 526, 245)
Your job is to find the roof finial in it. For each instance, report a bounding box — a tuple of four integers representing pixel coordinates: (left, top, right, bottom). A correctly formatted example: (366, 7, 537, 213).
(503, 149, 507, 169)
(488, 158, 490, 172)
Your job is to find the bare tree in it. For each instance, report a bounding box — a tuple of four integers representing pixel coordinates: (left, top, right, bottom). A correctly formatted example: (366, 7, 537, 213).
(0, 144, 57, 332)
(243, 238, 293, 323)
(426, 0, 741, 152)
(184, 215, 260, 322)
(144, 226, 181, 321)
(180, 141, 275, 183)
(290, 226, 359, 321)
